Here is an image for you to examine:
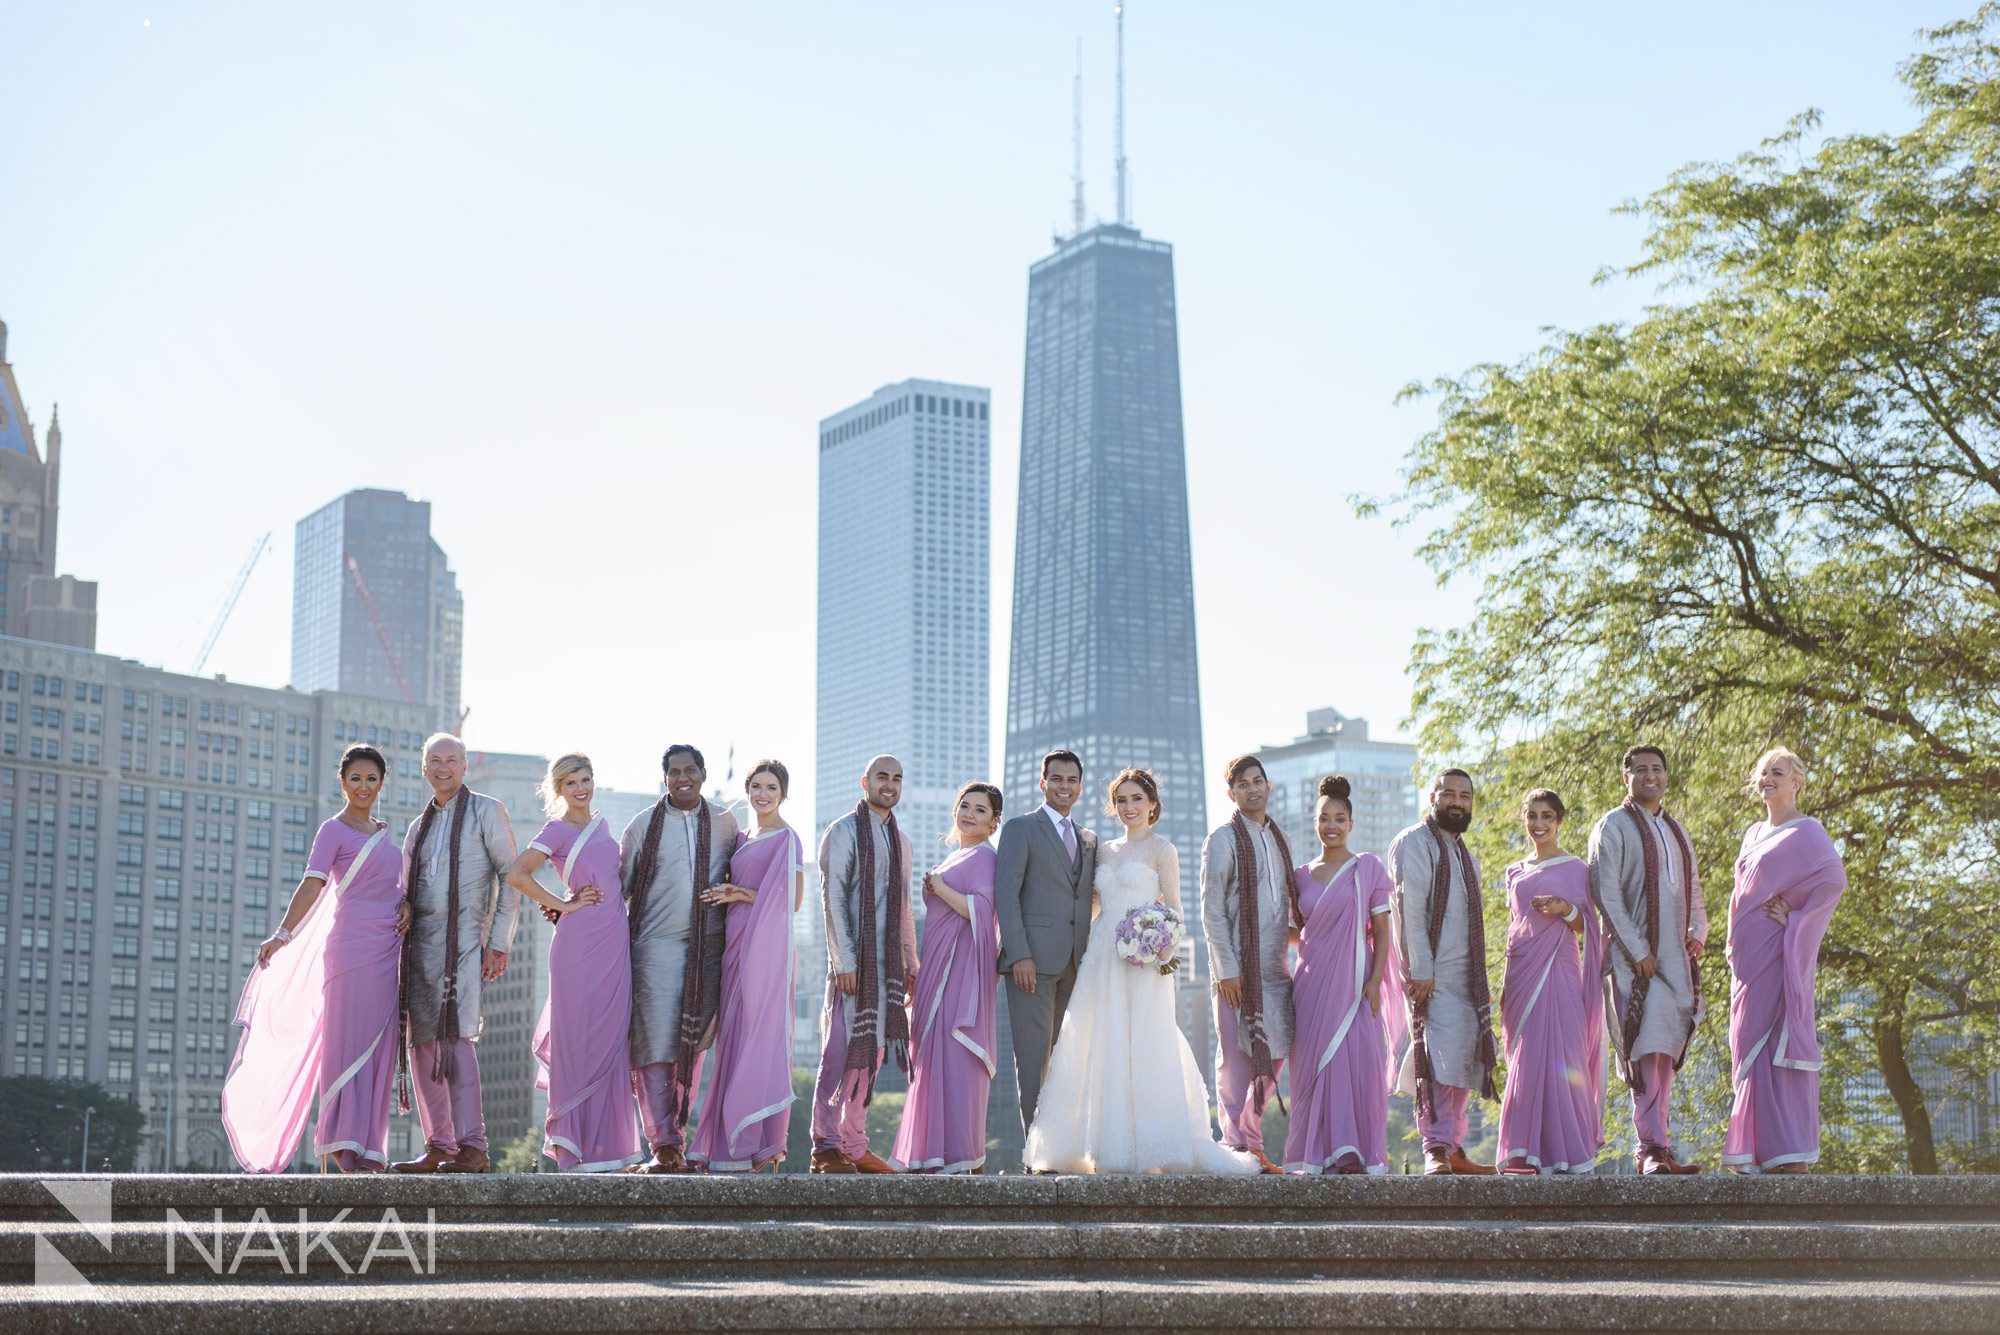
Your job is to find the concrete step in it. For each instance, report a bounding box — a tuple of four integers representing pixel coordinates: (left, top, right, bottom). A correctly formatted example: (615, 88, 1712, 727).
(4, 1172, 1996, 1225)
(9, 1218, 1997, 1284)
(6, 1274, 2000, 1332)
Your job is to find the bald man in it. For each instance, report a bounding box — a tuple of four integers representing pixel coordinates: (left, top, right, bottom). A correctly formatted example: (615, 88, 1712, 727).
(390, 733, 519, 1174)
(811, 754, 918, 1173)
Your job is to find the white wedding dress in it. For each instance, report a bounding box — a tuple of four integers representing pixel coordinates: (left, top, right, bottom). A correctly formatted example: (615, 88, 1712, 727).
(1024, 832, 1259, 1175)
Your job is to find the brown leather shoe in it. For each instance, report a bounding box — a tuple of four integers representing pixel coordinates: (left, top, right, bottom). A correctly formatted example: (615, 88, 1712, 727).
(438, 1146, 489, 1174)
(389, 1146, 456, 1175)
(1423, 1146, 1454, 1175)
(1638, 1144, 1701, 1175)
(1637, 1144, 1690, 1175)
(850, 1150, 897, 1174)
(1249, 1149, 1285, 1176)
(1445, 1148, 1496, 1176)
(628, 1145, 687, 1175)
(810, 1147, 857, 1174)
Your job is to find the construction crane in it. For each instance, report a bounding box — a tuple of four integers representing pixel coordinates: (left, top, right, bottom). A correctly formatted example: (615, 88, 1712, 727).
(343, 553, 415, 703)
(191, 532, 271, 675)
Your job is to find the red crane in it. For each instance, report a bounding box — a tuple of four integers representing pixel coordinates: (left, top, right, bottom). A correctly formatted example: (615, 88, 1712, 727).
(343, 553, 415, 704)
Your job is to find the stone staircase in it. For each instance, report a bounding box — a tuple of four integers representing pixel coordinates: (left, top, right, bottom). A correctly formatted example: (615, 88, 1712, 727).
(3, 1173, 1998, 1331)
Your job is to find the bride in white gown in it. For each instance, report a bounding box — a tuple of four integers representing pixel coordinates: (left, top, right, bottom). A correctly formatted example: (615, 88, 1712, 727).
(1025, 768, 1259, 1175)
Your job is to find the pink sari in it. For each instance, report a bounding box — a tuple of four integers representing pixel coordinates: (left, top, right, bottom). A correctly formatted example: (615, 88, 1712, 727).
(1283, 854, 1405, 1174)
(1496, 855, 1605, 1173)
(687, 825, 801, 1171)
(530, 813, 646, 1172)
(892, 844, 1001, 1173)
(1723, 817, 1846, 1172)
(223, 818, 400, 1173)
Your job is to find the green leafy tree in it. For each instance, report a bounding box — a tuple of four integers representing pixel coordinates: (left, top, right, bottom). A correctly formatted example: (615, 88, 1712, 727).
(0, 1078, 147, 1172)
(1373, 7, 2000, 1173)
(492, 1127, 544, 1173)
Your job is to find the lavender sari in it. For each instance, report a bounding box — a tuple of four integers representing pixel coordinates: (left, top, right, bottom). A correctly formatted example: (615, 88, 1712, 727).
(1496, 855, 1606, 1173)
(687, 825, 802, 1171)
(530, 814, 645, 1172)
(892, 844, 1000, 1173)
(1283, 854, 1405, 1174)
(223, 818, 401, 1173)
(1723, 817, 1846, 1172)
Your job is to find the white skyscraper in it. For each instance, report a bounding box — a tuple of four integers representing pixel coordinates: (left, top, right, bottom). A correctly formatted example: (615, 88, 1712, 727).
(816, 379, 991, 886)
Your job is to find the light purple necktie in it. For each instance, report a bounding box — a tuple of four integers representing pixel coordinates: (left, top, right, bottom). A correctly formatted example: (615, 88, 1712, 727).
(1059, 815, 1078, 864)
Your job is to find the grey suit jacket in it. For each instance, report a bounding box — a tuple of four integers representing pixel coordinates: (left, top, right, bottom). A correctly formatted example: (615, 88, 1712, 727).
(994, 807, 1097, 976)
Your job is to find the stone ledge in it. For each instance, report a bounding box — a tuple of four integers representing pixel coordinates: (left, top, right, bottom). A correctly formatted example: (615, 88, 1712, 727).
(4, 1275, 2000, 1333)
(3, 1172, 1995, 1221)
(7, 1218, 1997, 1275)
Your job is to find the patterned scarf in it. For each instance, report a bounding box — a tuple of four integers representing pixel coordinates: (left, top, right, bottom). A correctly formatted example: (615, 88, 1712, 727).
(1229, 811, 1296, 1107)
(843, 800, 909, 1100)
(626, 795, 715, 1124)
(395, 786, 471, 1113)
(1409, 815, 1499, 1123)
(1612, 799, 1700, 1094)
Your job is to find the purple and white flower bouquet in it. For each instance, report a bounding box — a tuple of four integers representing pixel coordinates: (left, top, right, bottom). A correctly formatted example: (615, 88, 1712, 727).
(1114, 903, 1186, 976)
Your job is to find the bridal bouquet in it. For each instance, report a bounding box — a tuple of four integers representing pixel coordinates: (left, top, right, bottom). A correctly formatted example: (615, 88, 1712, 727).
(1114, 903, 1186, 976)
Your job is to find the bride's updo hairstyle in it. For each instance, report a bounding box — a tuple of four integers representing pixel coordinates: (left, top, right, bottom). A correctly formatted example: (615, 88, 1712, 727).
(1105, 766, 1163, 826)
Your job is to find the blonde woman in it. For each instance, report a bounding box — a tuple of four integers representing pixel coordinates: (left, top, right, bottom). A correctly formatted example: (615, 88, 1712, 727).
(505, 754, 637, 1171)
(1724, 749, 1847, 1174)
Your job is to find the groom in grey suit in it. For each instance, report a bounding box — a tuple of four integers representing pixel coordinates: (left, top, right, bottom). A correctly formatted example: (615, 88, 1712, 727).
(995, 748, 1097, 1156)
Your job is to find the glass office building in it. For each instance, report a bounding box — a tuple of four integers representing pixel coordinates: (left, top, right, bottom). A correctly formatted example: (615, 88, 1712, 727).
(1003, 222, 1206, 867)
(815, 379, 991, 887)
(291, 489, 463, 731)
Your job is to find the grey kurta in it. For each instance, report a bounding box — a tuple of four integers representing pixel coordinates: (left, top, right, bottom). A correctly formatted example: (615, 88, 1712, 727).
(818, 809, 918, 1030)
(619, 798, 737, 1070)
(400, 789, 520, 1046)
(1198, 819, 1295, 1062)
(1588, 808, 1708, 1068)
(1386, 820, 1487, 1091)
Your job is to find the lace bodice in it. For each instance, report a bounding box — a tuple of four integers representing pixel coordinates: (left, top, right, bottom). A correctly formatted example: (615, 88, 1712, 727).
(1094, 833, 1183, 919)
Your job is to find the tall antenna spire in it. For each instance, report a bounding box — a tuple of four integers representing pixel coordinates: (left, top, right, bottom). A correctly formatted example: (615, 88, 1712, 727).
(1113, 1, 1129, 226)
(1070, 39, 1086, 237)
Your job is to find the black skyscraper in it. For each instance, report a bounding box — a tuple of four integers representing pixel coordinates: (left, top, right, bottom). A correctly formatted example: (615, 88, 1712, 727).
(1003, 221, 1207, 870)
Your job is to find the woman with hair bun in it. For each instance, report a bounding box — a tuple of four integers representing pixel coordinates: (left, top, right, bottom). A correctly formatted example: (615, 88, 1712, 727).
(506, 753, 630, 1171)
(1283, 775, 1404, 1174)
(1723, 748, 1846, 1174)
(225, 744, 412, 1172)
(892, 781, 1004, 1173)
(689, 759, 807, 1173)
(1495, 788, 1605, 1175)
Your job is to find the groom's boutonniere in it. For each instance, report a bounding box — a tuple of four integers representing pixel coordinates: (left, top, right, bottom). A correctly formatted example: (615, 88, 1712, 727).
(1079, 830, 1097, 850)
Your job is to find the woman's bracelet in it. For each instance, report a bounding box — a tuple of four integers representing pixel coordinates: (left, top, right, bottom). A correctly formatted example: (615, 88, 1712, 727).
(272, 925, 293, 943)
(1563, 903, 1580, 924)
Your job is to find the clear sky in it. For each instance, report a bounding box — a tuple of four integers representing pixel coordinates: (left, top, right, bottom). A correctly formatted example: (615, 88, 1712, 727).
(0, 1, 1949, 829)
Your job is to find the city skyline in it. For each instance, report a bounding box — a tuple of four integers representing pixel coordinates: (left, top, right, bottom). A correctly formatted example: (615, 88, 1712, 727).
(0, 3, 1938, 827)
